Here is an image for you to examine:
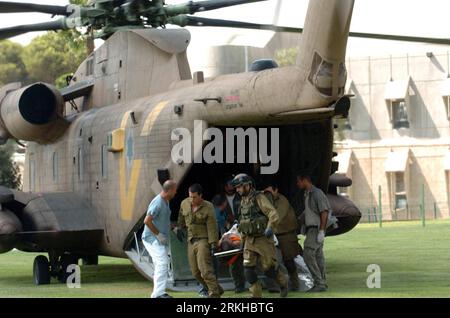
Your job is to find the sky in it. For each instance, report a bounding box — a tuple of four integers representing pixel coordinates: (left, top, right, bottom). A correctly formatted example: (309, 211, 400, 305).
(0, 0, 449, 56)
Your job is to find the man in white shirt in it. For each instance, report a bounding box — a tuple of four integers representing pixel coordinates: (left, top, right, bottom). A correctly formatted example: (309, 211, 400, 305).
(142, 180, 177, 298)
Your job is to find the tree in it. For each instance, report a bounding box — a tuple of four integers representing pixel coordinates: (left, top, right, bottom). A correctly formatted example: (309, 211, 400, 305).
(0, 40, 27, 85)
(274, 47, 299, 67)
(22, 30, 87, 85)
(0, 141, 21, 189)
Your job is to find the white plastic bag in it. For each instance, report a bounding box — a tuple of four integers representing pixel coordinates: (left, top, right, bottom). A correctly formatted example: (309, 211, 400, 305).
(294, 255, 314, 291)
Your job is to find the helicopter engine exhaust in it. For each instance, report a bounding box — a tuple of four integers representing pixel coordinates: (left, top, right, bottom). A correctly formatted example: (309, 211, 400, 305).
(0, 83, 69, 144)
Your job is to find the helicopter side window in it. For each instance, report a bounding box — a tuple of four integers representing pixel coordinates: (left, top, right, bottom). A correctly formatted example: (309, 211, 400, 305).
(337, 63, 347, 96)
(308, 52, 335, 97)
(77, 148, 83, 181)
(86, 59, 94, 76)
(52, 151, 58, 183)
(29, 159, 35, 192)
(101, 144, 108, 179)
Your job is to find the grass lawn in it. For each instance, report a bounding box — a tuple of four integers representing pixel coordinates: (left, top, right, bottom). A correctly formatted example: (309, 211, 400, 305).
(1, 220, 449, 298)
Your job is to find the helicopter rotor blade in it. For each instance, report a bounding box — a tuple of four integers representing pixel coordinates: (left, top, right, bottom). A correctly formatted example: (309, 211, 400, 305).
(348, 32, 450, 46)
(176, 16, 450, 46)
(0, 1, 70, 16)
(185, 0, 268, 14)
(171, 15, 303, 33)
(0, 19, 67, 40)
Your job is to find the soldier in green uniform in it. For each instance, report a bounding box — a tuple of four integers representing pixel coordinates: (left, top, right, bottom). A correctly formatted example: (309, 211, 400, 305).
(232, 174, 288, 298)
(264, 182, 302, 291)
(177, 183, 223, 298)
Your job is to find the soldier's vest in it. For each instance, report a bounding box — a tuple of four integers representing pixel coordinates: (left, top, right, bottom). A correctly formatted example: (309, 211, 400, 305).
(238, 191, 268, 236)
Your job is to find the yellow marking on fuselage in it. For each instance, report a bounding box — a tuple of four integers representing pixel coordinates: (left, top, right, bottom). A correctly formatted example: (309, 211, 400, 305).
(120, 157, 142, 221)
(118, 101, 168, 220)
(140, 101, 168, 136)
(119, 111, 142, 221)
(121, 111, 131, 128)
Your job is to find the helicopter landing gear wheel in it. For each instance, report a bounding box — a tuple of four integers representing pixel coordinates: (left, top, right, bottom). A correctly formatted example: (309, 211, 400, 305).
(33, 255, 51, 285)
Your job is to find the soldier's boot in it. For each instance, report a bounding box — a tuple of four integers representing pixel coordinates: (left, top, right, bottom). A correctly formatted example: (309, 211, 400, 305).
(288, 271, 300, 292)
(207, 284, 223, 298)
(275, 270, 288, 298)
(265, 265, 288, 298)
(249, 281, 263, 298)
(285, 260, 300, 292)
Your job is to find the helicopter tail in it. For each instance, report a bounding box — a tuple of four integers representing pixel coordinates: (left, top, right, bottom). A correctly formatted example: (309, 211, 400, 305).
(295, 0, 355, 102)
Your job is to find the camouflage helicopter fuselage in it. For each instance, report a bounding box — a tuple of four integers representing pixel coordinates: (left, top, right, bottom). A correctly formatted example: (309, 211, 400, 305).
(0, 0, 361, 283)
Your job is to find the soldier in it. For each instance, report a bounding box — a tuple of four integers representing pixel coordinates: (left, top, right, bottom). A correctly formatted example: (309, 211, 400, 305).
(296, 172, 330, 293)
(177, 183, 223, 298)
(264, 182, 302, 291)
(232, 173, 288, 298)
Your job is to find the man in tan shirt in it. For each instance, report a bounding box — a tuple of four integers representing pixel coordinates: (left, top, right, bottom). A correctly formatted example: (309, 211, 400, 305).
(177, 183, 223, 298)
(264, 182, 302, 291)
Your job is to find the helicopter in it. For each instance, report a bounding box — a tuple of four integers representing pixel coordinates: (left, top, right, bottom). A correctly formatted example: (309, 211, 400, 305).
(0, 0, 448, 288)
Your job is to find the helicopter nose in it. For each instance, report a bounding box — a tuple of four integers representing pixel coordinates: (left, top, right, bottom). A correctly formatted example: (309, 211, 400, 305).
(0, 210, 22, 253)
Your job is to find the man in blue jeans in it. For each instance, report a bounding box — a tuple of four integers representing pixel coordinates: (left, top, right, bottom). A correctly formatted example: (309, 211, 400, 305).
(142, 180, 177, 298)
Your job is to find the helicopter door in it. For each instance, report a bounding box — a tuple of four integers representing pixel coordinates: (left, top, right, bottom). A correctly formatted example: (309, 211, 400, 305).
(73, 112, 97, 203)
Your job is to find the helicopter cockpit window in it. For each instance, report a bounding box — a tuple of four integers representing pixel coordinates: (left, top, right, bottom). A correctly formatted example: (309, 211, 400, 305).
(308, 52, 334, 97)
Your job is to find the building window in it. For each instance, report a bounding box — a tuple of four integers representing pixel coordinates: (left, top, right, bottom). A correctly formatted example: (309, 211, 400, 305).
(391, 100, 409, 129)
(77, 148, 83, 181)
(385, 78, 411, 129)
(52, 151, 58, 183)
(101, 144, 108, 179)
(394, 172, 407, 209)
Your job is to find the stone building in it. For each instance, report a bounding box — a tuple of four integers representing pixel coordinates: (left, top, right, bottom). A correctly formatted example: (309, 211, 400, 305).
(335, 51, 450, 221)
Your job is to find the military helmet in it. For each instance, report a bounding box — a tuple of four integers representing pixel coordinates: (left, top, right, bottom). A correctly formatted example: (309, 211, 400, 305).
(231, 173, 253, 187)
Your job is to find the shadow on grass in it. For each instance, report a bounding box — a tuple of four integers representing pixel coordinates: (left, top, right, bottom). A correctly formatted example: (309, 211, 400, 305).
(0, 264, 148, 286)
(81, 264, 147, 284)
